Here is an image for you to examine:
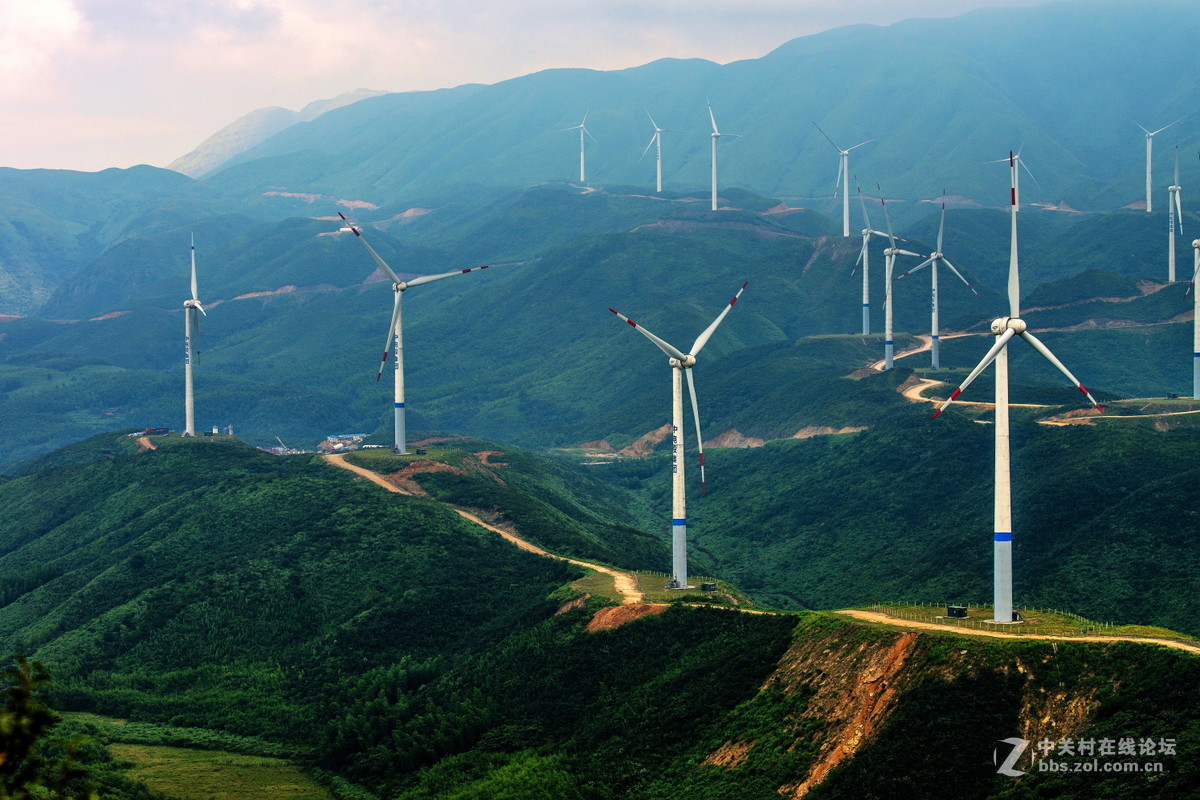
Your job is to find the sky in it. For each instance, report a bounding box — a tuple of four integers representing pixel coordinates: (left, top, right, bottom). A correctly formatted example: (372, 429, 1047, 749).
(1, 0, 1054, 173)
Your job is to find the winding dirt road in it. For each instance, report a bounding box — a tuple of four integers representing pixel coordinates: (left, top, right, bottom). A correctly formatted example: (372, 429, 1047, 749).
(837, 609, 1200, 655)
(323, 454, 644, 604)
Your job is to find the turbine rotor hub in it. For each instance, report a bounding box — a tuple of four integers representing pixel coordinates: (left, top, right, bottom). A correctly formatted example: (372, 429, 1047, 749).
(670, 355, 697, 369)
(931, 251, 943, 259)
(394, 282, 408, 292)
(990, 316, 1027, 335)
(183, 299, 200, 308)
(1193, 239, 1200, 249)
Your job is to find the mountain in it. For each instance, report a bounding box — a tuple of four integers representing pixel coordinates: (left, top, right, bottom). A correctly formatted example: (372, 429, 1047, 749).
(167, 89, 388, 178)
(2, 433, 1199, 799)
(200, 0, 1200, 212)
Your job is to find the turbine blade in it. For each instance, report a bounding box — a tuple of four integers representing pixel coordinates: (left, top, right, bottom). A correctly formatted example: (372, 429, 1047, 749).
(1017, 331, 1103, 410)
(931, 328, 1016, 417)
(1176, 148, 1181, 185)
(685, 369, 707, 493)
(834, 158, 844, 196)
(690, 282, 748, 356)
(340, 213, 404, 285)
(640, 133, 656, 162)
(812, 122, 840, 151)
(195, 302, 207, 316)
(936, 200, 946, 254)
(1177, 192, 1185, 235)
(940, 257, 979, 295)
(877, 185, 897, 245)
(192, 307, 200, 362)
(646, 110, 659, 130)
(1151, 114, 1188, 136)
(190, 234, 199, 302)
(1008, 151, 1021, 317)
(846, 138, 874, 152)
(376, 292, 403, 382)
(584, 126, 599, 145)
(855, 175, 873, 229)
(609, 308, 687, 361)
(897, 258, 934, 280)
(708, 103, 719, 135)
(405, 264, 493, 288)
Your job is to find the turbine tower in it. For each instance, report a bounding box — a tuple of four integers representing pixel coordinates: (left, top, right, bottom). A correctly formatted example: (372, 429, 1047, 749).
(895, 196, 979, 369)
(183, 235, 205, 437)
(814, 123, 873, 237)
(561, 111, 596, 183)
(1134, 117, 1184, 213)
(1192, 238, 1200, 398)
(641, 112, 670, 193)
(877, 187, 924, 369)
(1168, 149, 1183, 281)
(933, 151, 1103, 624)
(609, 283, 747, 589)
(339, 213, 498, 454)
(707, 102, 739, 211)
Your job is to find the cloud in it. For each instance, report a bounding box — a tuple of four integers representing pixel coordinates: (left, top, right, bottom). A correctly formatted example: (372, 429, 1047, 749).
(0, 0, 86, 102)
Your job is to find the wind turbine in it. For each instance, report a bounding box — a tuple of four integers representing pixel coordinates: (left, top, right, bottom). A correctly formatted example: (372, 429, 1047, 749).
(339, 213, 496, 454)
(814, 124, 873, 237)
(932, 151, 1103, 624)
(895, 196, 979, 369)
(1133, 116, 1184, 212)
(609, 283, 747, 589)
(877, 187, 924, 369)
(1169, 149, 1183, 281)
(707, 101, 739, 211)
(183, 235, 205, 437)
(851, 178, 890, 335)
(561, 111, 597, 183)
(640, 112, 670, 193)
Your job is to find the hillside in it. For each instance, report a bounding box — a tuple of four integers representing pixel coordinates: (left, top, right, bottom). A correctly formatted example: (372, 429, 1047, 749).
(1, 433, 1199, 798)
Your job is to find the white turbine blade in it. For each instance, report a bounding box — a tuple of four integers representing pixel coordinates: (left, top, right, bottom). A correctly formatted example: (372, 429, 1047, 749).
(690, 282, 748, 356)
(1007, 151, 1021, 317)
(1130, 117, 1152, 135)
(812, 122, 840, 152)
(376, 294, 403, 382)
(940, 257, 979, 296)
(191, 307, 200, 362)
(936, 201, 946, 253)
(404, 264, 493, 288)
(1176, 148, 1181, 185)
(897, 257, 934, 280)
(609, 308, 687, 361)
(931, 328, 1016, 417)
(877, 186, 897, 246)
(1018, 331, 1104, 410)
(855, 176, 873, 229)
(846, 138, 874, 152)
(646, 110, 659, 130)
(834, 158, 844, 195)
(1177, 191, 1185, 235)
(339, 212, 404, 284)
(584, 126, 599, 145)
(1018, 156, 1043, 193)
(1151, 115, 1188, 137)
(853, 239, 868, 271)
(896, 248, 924, 258)
(708, 103, 719, 135)
(639, 133, 656, 162)
(194, 302, 207, 316)
(190, 234, 198, 302)
(684, 369, 708, 493)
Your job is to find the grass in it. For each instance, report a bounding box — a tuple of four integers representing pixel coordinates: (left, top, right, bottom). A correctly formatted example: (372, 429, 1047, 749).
(108, 743, 334, 800)
(568, 570, 625, 603)
(634, 572, 761, 608)
(344, 447, 468, 471)
(857, 602, 1197, 641)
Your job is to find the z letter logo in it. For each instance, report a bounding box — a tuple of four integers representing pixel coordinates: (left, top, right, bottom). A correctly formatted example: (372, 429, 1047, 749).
(995, 737, 1030, 777)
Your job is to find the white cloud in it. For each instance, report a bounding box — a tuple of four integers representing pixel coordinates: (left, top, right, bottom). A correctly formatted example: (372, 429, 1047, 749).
(0, 0, 86, 102)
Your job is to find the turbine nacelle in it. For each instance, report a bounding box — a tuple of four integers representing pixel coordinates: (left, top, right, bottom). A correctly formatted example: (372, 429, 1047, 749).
(930, 251, 944, 260)
(990, 316, 1027, 335)
(669, 355, 698, 369)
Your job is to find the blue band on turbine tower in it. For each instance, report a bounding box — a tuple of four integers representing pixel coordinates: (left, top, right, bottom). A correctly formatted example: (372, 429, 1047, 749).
(394, 402, 405, 408)
(672, 519, 686, 526)
(994, 532, 1013, 541)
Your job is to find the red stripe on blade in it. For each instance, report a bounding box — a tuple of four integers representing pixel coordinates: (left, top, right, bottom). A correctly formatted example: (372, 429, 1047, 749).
(950, 388, 962, 400)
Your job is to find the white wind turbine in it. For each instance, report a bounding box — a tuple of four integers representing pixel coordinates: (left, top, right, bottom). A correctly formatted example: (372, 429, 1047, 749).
(932, 151, 1103, 624)
(609, 283, 747, 589)
(852, 178, 892, 336)
(1134, 116, 1185, 213)
(707, 101, 739, 211)
(895, 196, 979, 369)
(1168, 149, 1183, 281)
(814, 124, 873, 237)
(640, 112, 671, 193)
(339, 213, 497, 454)
(561, 111, 597, 183)
(877, 187, 924, 369)
(183, 235, 205, 437)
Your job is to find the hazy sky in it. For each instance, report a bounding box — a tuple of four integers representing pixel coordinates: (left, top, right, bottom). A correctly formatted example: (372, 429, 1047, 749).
(2, 0, 1054, 173)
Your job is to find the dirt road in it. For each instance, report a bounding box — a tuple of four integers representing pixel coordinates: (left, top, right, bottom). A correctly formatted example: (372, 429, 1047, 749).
(135, 437, 157, 452)
(837, 609, 1200, 655)
(323, 454, 644, 604)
